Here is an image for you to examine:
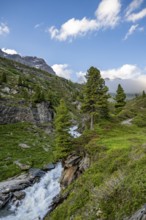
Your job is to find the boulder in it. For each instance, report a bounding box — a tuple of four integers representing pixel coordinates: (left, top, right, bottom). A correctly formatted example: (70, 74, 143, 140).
(64, 155, 81, 168)
(1, 87, 10, 93)
(61, 166, 78, 188)
(0, 193, 11, 208)
(19, 143, 31, 149)
(61, 154, 90, 189)
(125, 204, 146, 220)
(43, 163, 55, 171)
(79, 156, 90, 172)
(14, 161, 31, 171)
(13, 191, 26, 200)
(29, 168, 46, 179)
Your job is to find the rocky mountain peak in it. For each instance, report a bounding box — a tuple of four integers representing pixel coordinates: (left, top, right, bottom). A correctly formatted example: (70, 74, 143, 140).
(0, 49, 56, 75)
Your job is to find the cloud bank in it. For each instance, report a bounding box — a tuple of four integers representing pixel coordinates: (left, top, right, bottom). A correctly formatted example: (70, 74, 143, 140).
(101, 65, 146, 93)
(2, 48, 18, 55)
(51, 64, 72, 79)
(101, 64, 141, 80)
(51, 62, 146, 93)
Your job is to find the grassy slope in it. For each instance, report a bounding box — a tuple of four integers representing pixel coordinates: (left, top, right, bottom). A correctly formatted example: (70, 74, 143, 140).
(0, 56, 81, 107)
(47, 97, 146, 220)
(0, 123, 55, 181)
(0, 57, 81, 181)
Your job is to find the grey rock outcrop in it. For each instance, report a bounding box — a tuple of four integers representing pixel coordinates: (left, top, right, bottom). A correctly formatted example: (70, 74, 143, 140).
(61, 154, 90, 188)
(0, 100, 54, 125)
(0, 49, 55, 75)
(19, 143, 31, 149)
(43, 163, 55, 171)
(29, 168, 46, 179)
(126, 204, 146, 220)
(13, 191, 26, 200)
(0, 173, 32, 208)
(14, 161, 31, 171)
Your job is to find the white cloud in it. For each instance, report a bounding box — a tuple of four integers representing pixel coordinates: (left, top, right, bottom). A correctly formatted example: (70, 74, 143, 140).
(95, 0, 121, 28)
(0, 23, 10, 36)
(48, 0, 121, 41)
(106, 77, 146, 93)
(126, 8, 146, 22)
(49, 17, 98, 41)
(124, 24, 141, 40)
(76, 71, 86, 84)
(52, 65, 86, 83)
(2, 48, 18, 55)
(125, 0, 146, 23)
(101, 64, 146, 93)
(34, 23, 43, 29)
(101, 64, 141, 80)
(125, 0, 144, 17)
(51, 64, 72, 79)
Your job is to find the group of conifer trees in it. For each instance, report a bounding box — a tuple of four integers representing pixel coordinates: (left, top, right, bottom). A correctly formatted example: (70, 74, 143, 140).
(54, 66, 127, 157)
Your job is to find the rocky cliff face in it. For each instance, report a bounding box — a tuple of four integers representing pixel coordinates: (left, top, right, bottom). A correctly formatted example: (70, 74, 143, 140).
(125, 205, 146, 220)
(61, 154, 90, 188)
(0, 49, 55, 75)
(0, 99, 54, 127)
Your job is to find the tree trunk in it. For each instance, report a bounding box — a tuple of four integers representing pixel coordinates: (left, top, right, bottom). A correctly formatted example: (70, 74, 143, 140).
(90, 114, 94, 130)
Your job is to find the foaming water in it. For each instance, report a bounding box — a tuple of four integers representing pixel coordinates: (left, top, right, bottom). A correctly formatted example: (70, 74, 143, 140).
(0, 163, 63, 220)
(69, 125, 81, 138)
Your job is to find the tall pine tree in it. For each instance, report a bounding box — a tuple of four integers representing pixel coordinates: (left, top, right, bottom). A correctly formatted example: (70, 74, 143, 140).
(33, 86, 45, 103)
(1, 72, 7, 83)
(115, 84, 126, 113)
(82, 66, 109, 130)
(54, 99, 72, 157)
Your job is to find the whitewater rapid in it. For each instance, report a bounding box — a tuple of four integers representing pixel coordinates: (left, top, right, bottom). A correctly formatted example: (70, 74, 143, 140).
(0, 163, 63, 220)
(69, 125, 81, 138)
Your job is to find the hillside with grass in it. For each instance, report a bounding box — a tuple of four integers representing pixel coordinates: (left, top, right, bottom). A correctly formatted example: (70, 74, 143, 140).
(46, 96, 146, 220)
(0, 57, 146, 219)
(0, 56, 81, 181)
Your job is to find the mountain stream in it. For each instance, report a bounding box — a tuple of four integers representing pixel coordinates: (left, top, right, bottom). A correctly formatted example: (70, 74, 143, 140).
(0, 163, 63, 220)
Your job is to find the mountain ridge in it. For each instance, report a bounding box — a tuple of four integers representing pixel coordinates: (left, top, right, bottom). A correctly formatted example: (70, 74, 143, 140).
(0, 49, 56, 75)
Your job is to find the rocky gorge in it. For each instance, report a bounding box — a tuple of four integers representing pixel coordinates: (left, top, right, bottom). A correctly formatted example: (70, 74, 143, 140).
(0, 154, 90, 219)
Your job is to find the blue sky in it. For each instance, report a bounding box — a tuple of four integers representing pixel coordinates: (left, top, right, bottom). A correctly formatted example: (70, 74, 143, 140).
(0, 0, 146, 92)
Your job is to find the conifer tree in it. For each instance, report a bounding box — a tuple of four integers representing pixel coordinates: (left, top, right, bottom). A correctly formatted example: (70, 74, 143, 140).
(54, 99, 72, 157)
(142, 90, 146, 98)
(82, 66, 109, 130)
(115, 84, 126, 113)
(1, 72, 7, 83)
(33, 86, 45, 103)
(18, 75, 23, 86)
